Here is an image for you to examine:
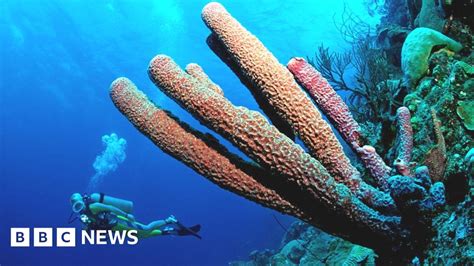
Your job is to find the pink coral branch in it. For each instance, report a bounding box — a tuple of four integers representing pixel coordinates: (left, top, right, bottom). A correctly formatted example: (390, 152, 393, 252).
(357, 145, 392, 191)
(287, 57, 362, 147)
(287, 57, 393, 190)
(394, 107, 414, 176)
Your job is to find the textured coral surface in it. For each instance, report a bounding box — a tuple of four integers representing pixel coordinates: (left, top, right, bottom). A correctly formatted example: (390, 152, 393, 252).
(109, 2, 452, 261)
(287, 57, 362, 148)
(401, 27, 463, 87)
(394, 106, 414, 176)
(202, 3, 359, 187)
(146, 54, 402, 249)
(287, 57, 394, 192)
(110, 77, 303, 217)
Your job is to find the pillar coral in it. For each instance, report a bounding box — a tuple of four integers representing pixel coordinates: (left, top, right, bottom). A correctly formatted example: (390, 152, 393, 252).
(201, 3, 402, 216)
(109, 2, 446, 259)
(394, 106, 414, 176)
(201, 2, 360, 190)
(109, 78, 304, 218)
(287, 57, 362, 148)
(206, 34, 295, 141)
(287, 57, 393, 190)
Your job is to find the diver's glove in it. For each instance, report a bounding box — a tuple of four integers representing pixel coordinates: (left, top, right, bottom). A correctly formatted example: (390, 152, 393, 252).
(165, 215, 178, 224)
(80, 214, 91, 224)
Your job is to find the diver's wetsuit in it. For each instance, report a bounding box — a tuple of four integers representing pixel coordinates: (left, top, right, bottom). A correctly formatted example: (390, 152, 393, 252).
(78, 194, 201, 239)
(81, 194, 119, 231)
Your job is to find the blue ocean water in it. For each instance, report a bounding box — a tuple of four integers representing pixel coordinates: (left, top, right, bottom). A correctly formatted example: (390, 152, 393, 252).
(0, 0, 379, 265)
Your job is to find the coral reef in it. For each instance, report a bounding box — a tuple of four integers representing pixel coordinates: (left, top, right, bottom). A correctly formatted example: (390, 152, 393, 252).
(401, 27, 463, 88)
(310, 2, 470, 164)
(443, 0, 474, 30)
(422, 191, 473, 265)
(109, 2, 452, 262)
(457, 100, 474, 130)
(374, 0, 472, 68)
(403, 49, 473, 204)
(413, 0, 445, 31)
(225, 1, 473, 264)
(229, 221, 376, 266)
(287, 57, 394, 191)
(231, 191, 473, 266)
(376, 25, 409, 67)
(308, 39, 400, 125)
(423, 108, 447, 183)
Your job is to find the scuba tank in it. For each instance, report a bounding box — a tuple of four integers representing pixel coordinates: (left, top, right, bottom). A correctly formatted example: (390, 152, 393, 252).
(92, 193, 134, 214)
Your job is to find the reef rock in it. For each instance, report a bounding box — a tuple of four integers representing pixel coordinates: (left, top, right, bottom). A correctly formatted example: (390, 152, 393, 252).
(414, 0, 445, 32)
(229, 221, 377, 266)
(401, 27, 463, 88)
(403, 49, 473, 203)
(376, 24, 410, 67)
(280, 240, 306, 264)
(457, 100, 474, 131)
(423, 192, 474, 265)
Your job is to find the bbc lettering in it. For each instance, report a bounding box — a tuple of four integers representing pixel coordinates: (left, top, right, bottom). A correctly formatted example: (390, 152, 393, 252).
(11, 228, 138, 247)
(11, 228, 76, 247)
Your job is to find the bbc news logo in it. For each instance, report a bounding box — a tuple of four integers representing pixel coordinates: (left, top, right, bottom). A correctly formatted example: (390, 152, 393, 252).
(11, 228, 138, 247)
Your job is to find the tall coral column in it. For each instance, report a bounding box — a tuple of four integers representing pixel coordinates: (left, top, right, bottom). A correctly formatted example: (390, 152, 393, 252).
(109, 2, 446, 260)
(201, 3, 398, 213)
(394, 106, 414, 176)
(110, 77, 304, 218)
(201, 3, 359, 188)
(287, 57, 393, 190)
(147, 55, 403, 250)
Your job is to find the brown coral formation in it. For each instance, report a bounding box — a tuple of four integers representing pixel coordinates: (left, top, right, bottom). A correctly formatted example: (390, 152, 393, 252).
(110, 77, 302, 217)
(201, 3, 359, 187)
(109, 2, 447, 260)
(146, 55, 401, 249)
(424, 108, 447, 182)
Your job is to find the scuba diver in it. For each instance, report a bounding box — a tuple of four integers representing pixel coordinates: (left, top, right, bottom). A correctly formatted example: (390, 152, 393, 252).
(69, 193, 201, 239)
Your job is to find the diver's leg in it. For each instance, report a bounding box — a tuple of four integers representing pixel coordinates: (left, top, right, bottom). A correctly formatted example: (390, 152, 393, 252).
(141, 220, 167, 231)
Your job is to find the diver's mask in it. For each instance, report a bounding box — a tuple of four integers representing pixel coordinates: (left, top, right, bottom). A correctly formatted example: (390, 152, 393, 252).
(70, 193, 85, 213)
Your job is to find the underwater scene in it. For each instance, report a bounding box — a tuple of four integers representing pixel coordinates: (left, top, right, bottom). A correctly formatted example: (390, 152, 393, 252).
(1, 0, 473, 265)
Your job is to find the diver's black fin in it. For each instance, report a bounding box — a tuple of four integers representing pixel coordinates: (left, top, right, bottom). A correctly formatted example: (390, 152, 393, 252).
(176, 222, 202, 239)
(188, 224, 201, 233)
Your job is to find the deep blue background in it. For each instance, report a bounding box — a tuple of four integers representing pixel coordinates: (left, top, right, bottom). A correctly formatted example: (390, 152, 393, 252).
(0, 0, 378, 265)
